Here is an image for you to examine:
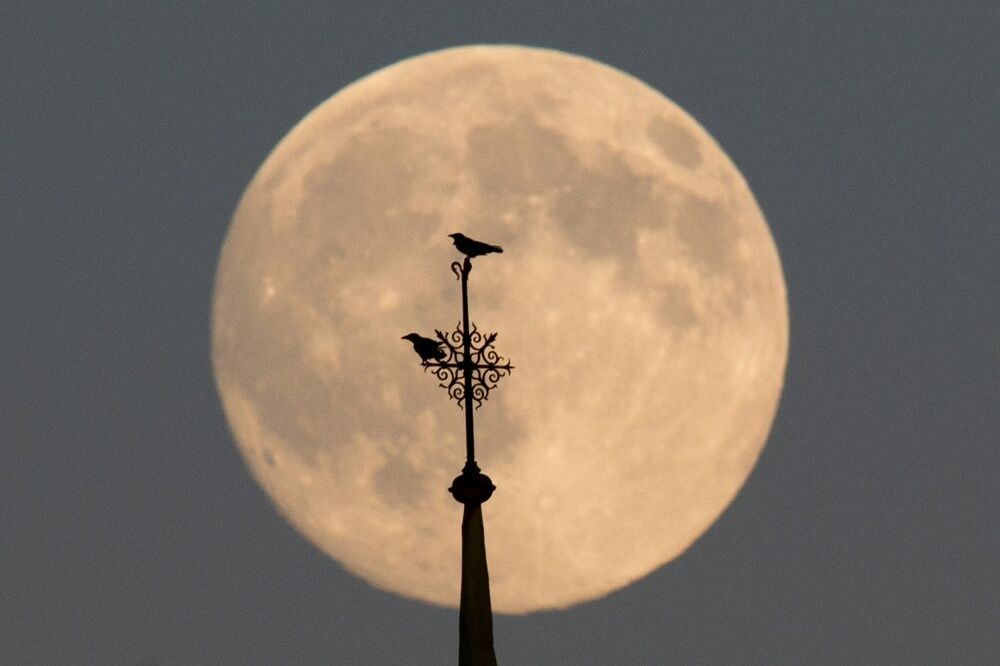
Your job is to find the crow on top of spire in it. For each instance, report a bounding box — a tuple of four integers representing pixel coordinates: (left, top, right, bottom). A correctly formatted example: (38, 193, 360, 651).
(448, 233, 503, 258)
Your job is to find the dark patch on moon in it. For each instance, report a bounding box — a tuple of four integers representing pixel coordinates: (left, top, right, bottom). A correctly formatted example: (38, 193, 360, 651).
(668, 193, 737, 271)
(467, 113, 577, 197)
(465, 112, 648, 262)
(373, 451, 428, 508)
(552, 147, 657, 260)
(298, 125, 442, 261)
(652, 283, 699, 328)
(647, 116, 702, 169)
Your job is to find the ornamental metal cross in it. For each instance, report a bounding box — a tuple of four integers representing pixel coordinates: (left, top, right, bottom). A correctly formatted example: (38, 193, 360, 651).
(407, 243, 513, 503)
(426, 253, 513, 488)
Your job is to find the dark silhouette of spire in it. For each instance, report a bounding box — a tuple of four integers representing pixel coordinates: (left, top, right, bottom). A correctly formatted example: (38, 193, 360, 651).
(459, 501, 496, 665)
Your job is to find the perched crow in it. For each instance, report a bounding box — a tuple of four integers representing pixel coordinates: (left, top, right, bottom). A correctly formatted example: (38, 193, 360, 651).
(448, 233, 503, 258)
(401, 333, 446, 362)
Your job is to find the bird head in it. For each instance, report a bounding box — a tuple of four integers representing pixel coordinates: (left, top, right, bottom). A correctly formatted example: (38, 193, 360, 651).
(401, 333, 419, 342)
(448, 232, 465, 242)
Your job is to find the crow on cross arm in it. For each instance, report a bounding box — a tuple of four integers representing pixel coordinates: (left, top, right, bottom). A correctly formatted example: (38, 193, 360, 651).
(401, 332, 446, 362)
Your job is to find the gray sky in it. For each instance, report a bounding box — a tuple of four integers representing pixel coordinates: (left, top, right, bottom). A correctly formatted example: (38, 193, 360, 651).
(4, 3, 998, 664)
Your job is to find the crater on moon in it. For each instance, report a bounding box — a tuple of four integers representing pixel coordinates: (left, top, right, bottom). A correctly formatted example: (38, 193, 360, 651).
(212, 45, 788, 614)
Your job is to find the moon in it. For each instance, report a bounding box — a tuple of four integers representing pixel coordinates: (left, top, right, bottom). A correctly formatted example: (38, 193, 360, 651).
(212, 45, 788, 614)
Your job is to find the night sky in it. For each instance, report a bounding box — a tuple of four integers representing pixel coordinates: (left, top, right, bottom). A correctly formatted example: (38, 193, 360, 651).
(4, 4, 998, 664)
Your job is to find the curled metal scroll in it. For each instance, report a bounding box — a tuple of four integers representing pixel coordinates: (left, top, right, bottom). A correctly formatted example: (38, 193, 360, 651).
(422, 321, 514, 410)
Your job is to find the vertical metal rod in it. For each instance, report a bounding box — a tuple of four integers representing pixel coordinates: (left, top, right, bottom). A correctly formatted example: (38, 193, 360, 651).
(461, 258, 475, 464)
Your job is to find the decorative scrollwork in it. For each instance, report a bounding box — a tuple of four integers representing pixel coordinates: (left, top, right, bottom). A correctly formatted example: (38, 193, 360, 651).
(421, 321, 514, 410)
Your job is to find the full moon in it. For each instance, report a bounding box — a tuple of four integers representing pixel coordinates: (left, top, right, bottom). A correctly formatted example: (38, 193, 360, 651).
(212, 46, 787, 614)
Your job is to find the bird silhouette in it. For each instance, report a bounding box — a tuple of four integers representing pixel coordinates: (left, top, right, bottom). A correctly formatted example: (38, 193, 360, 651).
(448, 233, 503, 258)
(402, 333, 446, 362)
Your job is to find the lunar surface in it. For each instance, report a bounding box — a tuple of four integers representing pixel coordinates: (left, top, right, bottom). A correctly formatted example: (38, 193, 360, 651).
(212, 46, 788, 614)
